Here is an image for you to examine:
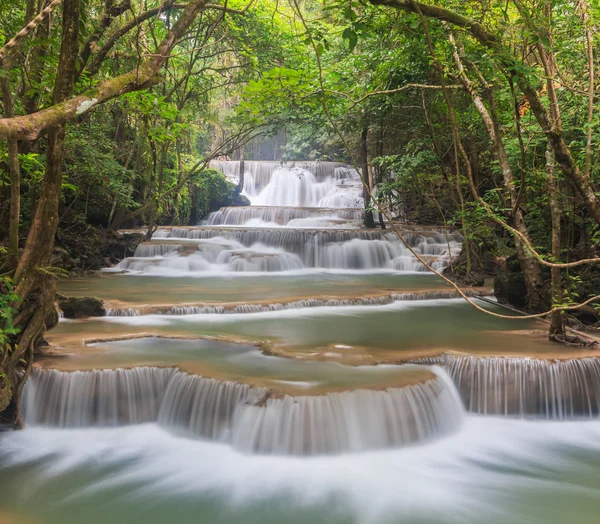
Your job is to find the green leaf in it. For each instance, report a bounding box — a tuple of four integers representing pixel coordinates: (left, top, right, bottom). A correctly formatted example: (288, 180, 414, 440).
(342, 27, 358, 51)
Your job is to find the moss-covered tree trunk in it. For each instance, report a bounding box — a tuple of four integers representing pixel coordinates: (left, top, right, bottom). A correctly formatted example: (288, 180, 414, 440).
(1, 0, 81, 426)
(0, 78, 20, 271)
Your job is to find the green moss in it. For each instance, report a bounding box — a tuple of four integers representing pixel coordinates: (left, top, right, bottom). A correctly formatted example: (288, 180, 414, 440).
(0, 367, 12, 414)
(192, 168, 245, 221)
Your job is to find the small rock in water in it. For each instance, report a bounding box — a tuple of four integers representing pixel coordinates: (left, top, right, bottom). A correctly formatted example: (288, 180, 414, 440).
(57, 294, 105, 319)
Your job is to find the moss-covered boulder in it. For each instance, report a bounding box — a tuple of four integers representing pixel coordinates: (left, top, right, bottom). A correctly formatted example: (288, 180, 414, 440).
(57, 294, 105, 318)
(0, 369, 12, 415)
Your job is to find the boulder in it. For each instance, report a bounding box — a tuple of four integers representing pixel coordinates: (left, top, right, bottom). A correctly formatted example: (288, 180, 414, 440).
(57, 294, 105, 318)
(494, 272, 528, 308)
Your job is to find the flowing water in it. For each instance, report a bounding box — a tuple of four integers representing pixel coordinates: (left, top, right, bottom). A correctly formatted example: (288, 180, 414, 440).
(3, 160, 600, 523)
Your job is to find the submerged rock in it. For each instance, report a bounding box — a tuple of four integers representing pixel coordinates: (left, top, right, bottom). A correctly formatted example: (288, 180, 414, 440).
(57, 294, 105, 318)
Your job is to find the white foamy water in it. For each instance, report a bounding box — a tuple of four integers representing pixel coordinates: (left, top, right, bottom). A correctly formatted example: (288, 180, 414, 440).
(111, 231, 462, 275)
(3, 417, 600, 523)
(113, 159, 462, 276)
(22, 366, 463, 455)
(208, 160, 364, 209)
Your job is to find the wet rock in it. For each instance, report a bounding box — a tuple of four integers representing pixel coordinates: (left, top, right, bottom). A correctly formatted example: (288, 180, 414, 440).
(57, 293, 105, 318)
(493, 272, 528, 308)
(0, 369, 11, 414)
(233, 192, 251, 207)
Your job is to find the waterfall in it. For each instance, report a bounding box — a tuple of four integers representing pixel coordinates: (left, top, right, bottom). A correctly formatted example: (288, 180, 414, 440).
(229, 378, 462, 454)
(209, 160, 364, 208)
(216, 246, 304, 272)
(253, 168, 335, 207)
(104, 290, 485, 316)
(113, 229, 462, 274)
(203, 206, 364, 226)
(445, 355, 600, 419)
(23, 367, 176, 427)
(209, 160, 358, 195)
(23, 366, 464, 455)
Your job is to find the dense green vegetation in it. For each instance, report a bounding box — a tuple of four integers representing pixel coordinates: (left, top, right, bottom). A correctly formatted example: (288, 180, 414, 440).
(1, 0, 600, 423)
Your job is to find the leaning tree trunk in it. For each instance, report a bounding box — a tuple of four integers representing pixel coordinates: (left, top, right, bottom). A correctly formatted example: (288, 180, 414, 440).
(0, 78, 20, 270)
(368, 0, 600, 227)
(1, 0, 81, 427)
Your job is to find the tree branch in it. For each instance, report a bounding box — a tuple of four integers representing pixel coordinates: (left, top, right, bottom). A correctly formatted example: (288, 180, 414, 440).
(85, 2, 187, 77)
(76, 0, 132, 80)
(0, 0, 210, 141)
(0, 0, 63, 67)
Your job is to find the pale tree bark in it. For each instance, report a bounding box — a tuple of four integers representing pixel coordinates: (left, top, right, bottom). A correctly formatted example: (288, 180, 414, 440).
(449, 32, 545, 309)
(0, 0, 62, 66)
(578, 0, 595, 179)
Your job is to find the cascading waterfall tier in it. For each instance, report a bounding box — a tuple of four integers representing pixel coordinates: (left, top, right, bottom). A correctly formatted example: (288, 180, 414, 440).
(23, 367, 176, 427)
(210, 160, 364, 208)
(22, 366, 464, 455)
(209, 160, 358, 194)
(105, 290, 485, 316)
(444, 355, 600, 419)
(113, 229, 462, 273)
(203, 206, 364, 227)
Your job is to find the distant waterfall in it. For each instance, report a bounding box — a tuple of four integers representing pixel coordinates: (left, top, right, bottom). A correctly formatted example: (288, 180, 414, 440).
(445, 355, 600, 419)
(108, 158, 464, 275)
(23, 367, 464, 455)
(209, 160, 364, 208)
(209, 160, 357, 194)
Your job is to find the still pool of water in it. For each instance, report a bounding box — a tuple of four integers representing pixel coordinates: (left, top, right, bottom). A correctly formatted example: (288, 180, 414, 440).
(50, 299, 561, 358)
(57, 272, 451, 305)
(41, 337, 432, 393)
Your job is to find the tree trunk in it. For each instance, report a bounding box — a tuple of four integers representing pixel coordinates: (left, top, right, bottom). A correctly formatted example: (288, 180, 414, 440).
(2, 0, 81, 426)
(547, 145, 564, 338)
(361, 123, 376, 228)
(188, 181, 198, 225)
(1, 78, 20, 270)
(449, 31, 545, 309)
(145, 143, 168, 239)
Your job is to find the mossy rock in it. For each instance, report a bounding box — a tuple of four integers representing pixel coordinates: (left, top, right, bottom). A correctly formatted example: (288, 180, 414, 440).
(57, 294, 105, 318)
(0, 370, 12, 414)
